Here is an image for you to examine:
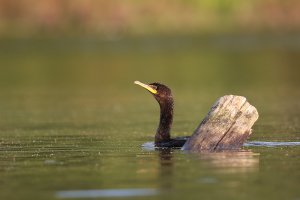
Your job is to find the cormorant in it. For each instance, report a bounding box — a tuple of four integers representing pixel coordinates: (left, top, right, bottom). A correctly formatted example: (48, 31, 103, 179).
(134, 81, 188, 148)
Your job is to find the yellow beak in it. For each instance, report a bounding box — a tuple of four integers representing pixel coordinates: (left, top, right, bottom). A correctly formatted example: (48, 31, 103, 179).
(134, 81, 157, 94)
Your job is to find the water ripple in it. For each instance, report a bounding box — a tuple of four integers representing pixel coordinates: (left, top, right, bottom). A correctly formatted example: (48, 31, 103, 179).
(245, 141, 300, 147)
(142, 141, 300, 150)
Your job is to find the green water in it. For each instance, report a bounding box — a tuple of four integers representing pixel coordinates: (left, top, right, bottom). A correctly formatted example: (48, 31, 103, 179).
(0, 36, 300, 200)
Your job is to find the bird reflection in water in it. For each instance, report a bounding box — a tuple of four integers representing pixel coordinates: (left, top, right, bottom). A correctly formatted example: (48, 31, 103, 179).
(157, 148, 174, 190)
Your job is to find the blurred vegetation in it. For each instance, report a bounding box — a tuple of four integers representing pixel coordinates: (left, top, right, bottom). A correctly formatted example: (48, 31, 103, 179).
(0, 0, 300, 37)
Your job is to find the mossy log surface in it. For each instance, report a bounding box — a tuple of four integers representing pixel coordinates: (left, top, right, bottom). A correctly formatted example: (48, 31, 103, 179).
(182, 95, 259, 152)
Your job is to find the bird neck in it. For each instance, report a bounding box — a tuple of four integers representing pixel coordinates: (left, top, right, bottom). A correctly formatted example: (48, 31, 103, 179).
(155, 98, 173, 144)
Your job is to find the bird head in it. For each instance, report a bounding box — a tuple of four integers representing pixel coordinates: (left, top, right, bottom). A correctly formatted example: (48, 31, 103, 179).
(134, 81, 173, 105)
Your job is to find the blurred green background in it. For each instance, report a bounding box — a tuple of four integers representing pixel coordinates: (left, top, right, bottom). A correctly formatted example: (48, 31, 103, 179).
(0, 1, 300, 200)
(1, 0, 300, 37)
(0, 0, 299, 142)
(0, 0, 299, 89)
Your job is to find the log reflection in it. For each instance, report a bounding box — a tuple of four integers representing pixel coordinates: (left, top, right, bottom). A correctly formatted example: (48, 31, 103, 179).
(196, 150, 260, 173)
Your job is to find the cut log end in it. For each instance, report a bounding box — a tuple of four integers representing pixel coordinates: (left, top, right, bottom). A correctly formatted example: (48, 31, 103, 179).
(182, 95, 259, 152)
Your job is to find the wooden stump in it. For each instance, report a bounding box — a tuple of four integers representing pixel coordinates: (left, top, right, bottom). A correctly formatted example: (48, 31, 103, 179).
(182, 95, 259, 152)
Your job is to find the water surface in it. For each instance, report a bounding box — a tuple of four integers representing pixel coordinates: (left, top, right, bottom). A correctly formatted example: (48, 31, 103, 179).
(0, 36, 299, 200)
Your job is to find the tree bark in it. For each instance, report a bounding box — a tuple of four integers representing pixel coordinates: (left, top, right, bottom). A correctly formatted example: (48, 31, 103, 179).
(182, 95, 259, 152)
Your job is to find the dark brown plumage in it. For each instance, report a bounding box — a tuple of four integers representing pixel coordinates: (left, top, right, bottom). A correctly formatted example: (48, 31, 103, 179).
(134, 81, 188, 148)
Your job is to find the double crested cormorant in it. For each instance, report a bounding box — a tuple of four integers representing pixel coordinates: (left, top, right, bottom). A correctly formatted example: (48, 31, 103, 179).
(134, 81, 188, 148)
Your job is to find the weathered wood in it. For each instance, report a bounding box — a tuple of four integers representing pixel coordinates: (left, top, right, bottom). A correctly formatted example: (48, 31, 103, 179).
(182, 95, 259, 152)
